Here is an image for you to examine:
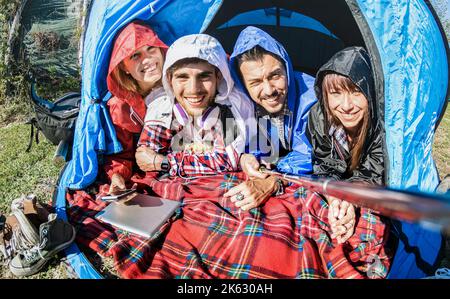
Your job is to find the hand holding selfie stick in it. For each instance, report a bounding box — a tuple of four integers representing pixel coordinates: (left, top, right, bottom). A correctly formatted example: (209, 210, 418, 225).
(101, 189, 137, 202)
(259, 166, 450, 234)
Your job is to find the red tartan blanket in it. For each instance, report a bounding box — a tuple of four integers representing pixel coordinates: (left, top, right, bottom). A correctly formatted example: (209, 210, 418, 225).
(67, 172, 392, 279)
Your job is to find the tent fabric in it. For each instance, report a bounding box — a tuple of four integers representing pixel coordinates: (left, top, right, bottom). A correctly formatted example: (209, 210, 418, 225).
(54, 0, 449, 279)
(356, 0, 448, 192)
(56, 0, 224, 277)
(217, 8, 338, 39)
(62, 0, 222, 190)
(354, 0, 448, 278)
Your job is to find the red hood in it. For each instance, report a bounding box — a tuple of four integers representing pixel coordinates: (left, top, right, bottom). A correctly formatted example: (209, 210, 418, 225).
(107, 22, 168, 119)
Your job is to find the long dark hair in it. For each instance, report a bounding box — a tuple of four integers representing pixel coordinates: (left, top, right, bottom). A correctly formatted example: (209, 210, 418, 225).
(322, 73, 370, 171)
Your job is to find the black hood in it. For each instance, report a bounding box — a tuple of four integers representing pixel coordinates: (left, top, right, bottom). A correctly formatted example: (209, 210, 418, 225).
(314, 46, 377, 124)
(306, 46, 385, 184)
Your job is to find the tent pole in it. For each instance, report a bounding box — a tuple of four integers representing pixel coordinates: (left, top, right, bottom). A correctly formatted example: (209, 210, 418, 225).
(276, 7, 280, 27)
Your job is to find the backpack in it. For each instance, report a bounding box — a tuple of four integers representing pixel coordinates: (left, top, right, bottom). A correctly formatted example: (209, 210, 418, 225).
(26, 83, 80, 152)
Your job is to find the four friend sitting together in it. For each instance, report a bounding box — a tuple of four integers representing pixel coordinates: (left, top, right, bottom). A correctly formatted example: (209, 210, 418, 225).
(105, 22, 385, 253)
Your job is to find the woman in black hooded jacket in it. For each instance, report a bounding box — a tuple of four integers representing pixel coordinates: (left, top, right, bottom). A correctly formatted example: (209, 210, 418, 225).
(306, 46, 385, 244)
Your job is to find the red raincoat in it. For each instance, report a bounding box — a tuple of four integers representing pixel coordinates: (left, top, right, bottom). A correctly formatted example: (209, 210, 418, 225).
(104, 22, 168, 182)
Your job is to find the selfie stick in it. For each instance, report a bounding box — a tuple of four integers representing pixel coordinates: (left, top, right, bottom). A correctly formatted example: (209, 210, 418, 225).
(259, 167, 450, 234)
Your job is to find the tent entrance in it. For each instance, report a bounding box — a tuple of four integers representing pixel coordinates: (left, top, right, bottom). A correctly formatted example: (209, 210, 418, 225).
(203, 0, 368, 76)
(202, 0, 388, 176)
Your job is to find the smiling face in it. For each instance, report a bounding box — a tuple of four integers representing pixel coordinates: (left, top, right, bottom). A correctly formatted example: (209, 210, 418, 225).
(169, 60, 220, 117)
(238, 53, 287, 115)
(323, 73, 369, 135)
(122, 45, 164, 94)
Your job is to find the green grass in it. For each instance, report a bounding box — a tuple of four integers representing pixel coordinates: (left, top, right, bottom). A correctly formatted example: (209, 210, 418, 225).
(0, 98, 32, 126)
(0, 123, 61, 212)
(434, 107, 450, 270)
(434, 107, 450, 179)
(0, 123, 69, 278)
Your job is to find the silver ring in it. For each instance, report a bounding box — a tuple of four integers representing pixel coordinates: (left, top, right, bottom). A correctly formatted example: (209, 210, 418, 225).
(236, 193, 244, 201)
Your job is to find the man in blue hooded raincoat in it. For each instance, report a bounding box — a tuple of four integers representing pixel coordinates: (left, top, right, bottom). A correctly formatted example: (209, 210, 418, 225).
(223, 26, 317, 210)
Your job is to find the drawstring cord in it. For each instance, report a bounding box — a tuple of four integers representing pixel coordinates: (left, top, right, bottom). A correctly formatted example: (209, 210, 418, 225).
(130, 107, 144, 127)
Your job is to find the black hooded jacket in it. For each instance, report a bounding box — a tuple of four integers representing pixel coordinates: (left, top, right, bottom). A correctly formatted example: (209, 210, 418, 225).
(306, 47, 385, 185)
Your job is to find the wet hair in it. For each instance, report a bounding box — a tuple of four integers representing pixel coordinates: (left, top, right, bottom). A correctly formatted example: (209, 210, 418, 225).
(235, 46, 284, 79)
(166, 57, 220, 79)
(110, 47, 164, 96)
(235, 46, 283, 67)
(322, 73, 370, 171)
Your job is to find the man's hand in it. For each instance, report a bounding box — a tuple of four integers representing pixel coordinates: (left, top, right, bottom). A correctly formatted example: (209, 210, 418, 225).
(239, 154, 268, 180)
(327, 196, 356, 244)
(223, 176, 278, 211)
(109, 173, 126, 195)
(135, 146, 164, 172)
(436, 175, 450, 195)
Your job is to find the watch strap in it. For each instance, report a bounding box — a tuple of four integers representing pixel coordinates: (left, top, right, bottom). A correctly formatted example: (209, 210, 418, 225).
(160, 156, 170, 172)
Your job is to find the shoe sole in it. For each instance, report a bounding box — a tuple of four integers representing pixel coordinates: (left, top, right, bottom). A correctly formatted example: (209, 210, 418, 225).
(9, 226, 76, 277)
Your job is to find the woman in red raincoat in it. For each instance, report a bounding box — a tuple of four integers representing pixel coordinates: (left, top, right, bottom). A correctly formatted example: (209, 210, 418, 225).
(104, 22, 168, 194)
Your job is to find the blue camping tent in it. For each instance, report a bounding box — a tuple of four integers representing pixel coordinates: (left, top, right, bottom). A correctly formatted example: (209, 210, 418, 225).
(53, 0, 449, 279)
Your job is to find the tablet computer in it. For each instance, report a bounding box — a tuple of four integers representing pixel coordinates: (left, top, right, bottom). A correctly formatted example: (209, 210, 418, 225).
(95, 193, 181, 239)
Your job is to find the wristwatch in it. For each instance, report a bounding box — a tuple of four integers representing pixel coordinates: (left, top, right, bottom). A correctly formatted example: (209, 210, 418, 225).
(273, 178, 285, 196)
(160, 156, 170, 172)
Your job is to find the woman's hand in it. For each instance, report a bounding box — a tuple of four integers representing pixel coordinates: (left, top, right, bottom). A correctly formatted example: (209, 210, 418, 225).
(135, 146, 164, 171)
(109, 173, 126, 195)
(327, 196, 356, 244)
(239, 154, 268, 180)
(223, 176, 278, 211)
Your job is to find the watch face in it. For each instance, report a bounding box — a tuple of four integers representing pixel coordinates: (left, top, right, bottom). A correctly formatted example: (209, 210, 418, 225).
(161, 157, 170, 171)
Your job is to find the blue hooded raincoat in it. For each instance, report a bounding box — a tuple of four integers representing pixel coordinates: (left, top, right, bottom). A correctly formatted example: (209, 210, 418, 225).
(229, 26, 317, 175)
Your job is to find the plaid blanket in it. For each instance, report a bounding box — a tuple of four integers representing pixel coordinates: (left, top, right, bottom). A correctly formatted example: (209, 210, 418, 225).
(67, 172, 392, 279)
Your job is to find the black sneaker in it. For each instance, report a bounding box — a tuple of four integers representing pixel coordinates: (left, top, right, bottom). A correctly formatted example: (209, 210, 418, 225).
(1, 196, 41, 262)
(9, 214, 76, 277)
